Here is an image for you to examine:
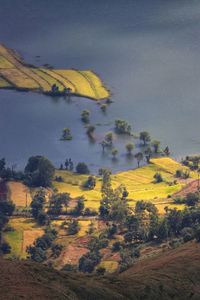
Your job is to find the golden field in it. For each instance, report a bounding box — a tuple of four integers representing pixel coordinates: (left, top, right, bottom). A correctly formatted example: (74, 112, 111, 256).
(0, 44, 109, 100)
(7, 181, 32, 207)
(53, 157, 191, 212)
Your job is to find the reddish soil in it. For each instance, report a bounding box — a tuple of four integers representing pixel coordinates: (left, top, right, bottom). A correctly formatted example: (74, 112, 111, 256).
(174, 179, 199, 197)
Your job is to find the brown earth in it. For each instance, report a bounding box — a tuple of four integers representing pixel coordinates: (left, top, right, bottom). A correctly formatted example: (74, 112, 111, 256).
(1, 242, 200, 299)
(174, 179, 199, 197)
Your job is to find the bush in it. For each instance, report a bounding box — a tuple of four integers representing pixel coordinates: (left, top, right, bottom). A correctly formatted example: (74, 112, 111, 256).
(154, 172, 163, 183)
(112, 241, 122, 252)
(67, 220, 80, 235)
(181, 227, 194, 243)
(83, 176, 96, 190)
(0, 242, 11, 254)
(76, 163, 90, 174)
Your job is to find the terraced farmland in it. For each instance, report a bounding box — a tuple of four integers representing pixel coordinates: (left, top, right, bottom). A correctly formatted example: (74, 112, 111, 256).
(0, 44, 109, 100)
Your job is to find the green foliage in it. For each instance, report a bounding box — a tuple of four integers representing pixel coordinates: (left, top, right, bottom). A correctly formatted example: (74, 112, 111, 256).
(115, 119, 132, 135)
(24, 156, 55, 187)
(83, 176, 96, 190)
(30, 188, 46, 221)
(79, 250, 101, 273)
(76, 162, 90, 174)
(48, 193, 70, 215)
(61, 128, 72, 140)
(153, 172, 163, 183)
(134, 152, 143, 167)
(139, 131, 151, 146)
(151, 140, 160, 153)
(126, 143, 134, 155)
(67, 220, 80, 235)
(81, 110, 90, 123)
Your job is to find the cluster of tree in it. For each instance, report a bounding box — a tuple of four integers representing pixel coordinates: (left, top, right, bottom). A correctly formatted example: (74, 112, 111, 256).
(30, 189, 49, 225)
(175, 169, 190, 179)
(83, 176, 96, 190)
(99, 169, 129, 222)
(27, 228, 62, 262)
(0, 158, 24, 181)
(0, 200, 15, 255)
(50, 84, 72, 96)
(60, 158, 74, 171)
(182, 155, 200, 170)
(115, 119, 132, 135)
(173, 192, 200, 207)
(48, 192, 70, 215)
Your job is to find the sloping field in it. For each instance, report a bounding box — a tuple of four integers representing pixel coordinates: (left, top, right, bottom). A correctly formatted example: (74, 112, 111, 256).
(53, 157, 189, 212)
(4, 218, 43, 258)
(0, 44, 109, 100)
(7, 181, 32, 207)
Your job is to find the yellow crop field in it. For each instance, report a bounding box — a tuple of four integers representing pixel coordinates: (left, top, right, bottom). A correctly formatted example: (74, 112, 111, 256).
(98, 260, 119, 273)
(0, 44, 109, 100)
(7, 181, 32, 207)
(53, 158, 189, 213)
(4, 218, 43, 258)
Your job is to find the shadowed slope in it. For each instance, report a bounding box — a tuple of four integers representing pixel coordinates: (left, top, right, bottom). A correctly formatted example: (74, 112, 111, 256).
(1, 242, 200, 300)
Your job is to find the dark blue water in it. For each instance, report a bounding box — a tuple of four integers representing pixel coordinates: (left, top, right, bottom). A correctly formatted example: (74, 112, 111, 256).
(0, 0, 200, 172)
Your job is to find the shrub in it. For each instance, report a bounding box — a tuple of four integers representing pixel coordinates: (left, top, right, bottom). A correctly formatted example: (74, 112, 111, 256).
(76, 162, 90, 174)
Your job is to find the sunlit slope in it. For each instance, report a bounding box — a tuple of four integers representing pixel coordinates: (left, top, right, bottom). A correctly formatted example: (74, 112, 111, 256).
(53, 157, 189, 212)
(0, 44, 109, 100)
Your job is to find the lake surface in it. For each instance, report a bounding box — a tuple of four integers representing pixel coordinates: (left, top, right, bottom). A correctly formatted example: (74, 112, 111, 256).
(0, 0, 200, 173)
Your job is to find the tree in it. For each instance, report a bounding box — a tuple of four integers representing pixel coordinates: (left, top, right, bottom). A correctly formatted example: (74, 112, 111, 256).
(30, 188, 46, 220)
(48, 193, 70, 215)
(111, 148, 118, 159)
(37, 211, 49, 226)
(72, 197, 85, 215)
(100, 140, 108, 152)
(151, 140, 160, 153)
(134, 152, 143, 167)
(76, 162, 90, 174)
(79, 251, 101, 273)
(139, 131, 151, 146)
(100, 104, 107, 112)
(154, 172, 163, 183)
(115, 119, 132, 135)
(86, 125, 96, 137)
(61, 128, 72, 140)
(67, 220, 80, 235)
(185, 193, 199, 207)
(105, 132, 113, 145)
(81, 110, 90, 123)
(83, 176, 96, 190)
(126, 143, 134, 155)
(24, 156, 55, 187)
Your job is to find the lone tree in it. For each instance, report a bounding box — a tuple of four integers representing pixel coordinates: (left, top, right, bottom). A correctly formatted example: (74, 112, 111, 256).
(61, 128, 72, 140)
(25, 156, 55, 187)
(112, 148, 118, 159)
(81, 110, 90, 123)
(76, 162, 90, 174)
(105, 132, 113, 145)
(86, 125, 96, 137)
(139, 131, 151, 146)
(135, 152, 143, 167)
(126, 143, 135, 155)
(115, 119, 132, 135)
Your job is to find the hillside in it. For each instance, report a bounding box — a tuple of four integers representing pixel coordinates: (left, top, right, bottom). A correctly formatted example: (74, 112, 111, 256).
(0, 44, 109, 100)
(1, 242, 200, 300)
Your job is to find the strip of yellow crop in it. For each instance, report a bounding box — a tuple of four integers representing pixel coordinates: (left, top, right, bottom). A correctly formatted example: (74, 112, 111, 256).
(32, 68, 64, 91)
(80, 70, 109, 99)
(0, 76, 11, 87)
(0, 55, 14, 68)
(0, 68, 39, 89)
(54, 69, 96, 99)
(40, 69, 75, 92)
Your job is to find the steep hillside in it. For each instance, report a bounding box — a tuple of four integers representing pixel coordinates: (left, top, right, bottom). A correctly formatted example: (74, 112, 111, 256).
(1, 242, 200, 300)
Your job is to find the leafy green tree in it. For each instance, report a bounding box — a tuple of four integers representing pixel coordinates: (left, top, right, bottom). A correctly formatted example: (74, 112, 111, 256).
(151, 140, 160, 153)
(61, 128, 72, 140)
(115, 119, 132, 135)
(105, 132, 113, 145)
(126, 143, 134, 155)
(111, 148, 118, 159)
(72, 197, 85, 215)
(48, 193, 70, 215)
(83, 176, 96, 190)
(81, 110, 90, 123)
(76, 162, 90, 174)
(185, 192, 199, 207)
(134, 152, 143, 167)
(67, 220, 80, 235)
(25, 156, 55, 187)
(30, 188, 46, 220)
(154, 172, 163, 183)
(139, 131, 151, 146)
(79, 250, 101, 273)
(37, 211, 49, 226)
